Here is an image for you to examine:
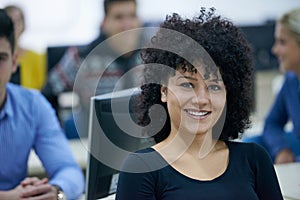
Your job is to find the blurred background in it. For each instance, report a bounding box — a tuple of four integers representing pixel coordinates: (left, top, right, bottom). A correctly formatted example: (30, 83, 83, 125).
(0, 0, 300, 52)
(1, 0, 300, 136)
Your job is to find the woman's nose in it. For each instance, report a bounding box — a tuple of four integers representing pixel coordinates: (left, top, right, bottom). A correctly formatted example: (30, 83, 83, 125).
(191, 86, 210, 105)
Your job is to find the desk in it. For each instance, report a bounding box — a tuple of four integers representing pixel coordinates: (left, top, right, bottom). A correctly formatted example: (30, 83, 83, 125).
(77, 194, 116, 200)
(275, 163, 300, 200)
(28, 138, 88, 176)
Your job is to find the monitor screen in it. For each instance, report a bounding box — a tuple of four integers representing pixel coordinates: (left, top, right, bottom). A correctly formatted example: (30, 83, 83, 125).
(239, 23, 278, 71)
(85, 87, 154, 200)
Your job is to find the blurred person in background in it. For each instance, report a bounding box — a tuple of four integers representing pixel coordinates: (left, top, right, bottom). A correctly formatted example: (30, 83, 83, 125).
(243, 8, 300, 164)
(5, 5, 46, 90)
(42, 0, 144, 139)
(263, 8, 300, 164)
(0, 9, 84, 200)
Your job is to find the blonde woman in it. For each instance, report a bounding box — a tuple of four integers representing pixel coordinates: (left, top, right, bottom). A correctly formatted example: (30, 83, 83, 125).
(262, 8, 300, 164)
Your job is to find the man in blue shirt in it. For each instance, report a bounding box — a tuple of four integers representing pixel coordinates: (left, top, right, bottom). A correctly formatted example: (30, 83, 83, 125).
(0, 9, 84, 200)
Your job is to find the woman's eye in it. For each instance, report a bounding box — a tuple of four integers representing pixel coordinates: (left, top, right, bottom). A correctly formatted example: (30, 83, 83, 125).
(277, 38, 286, 46)
(208, 85, 221, 91)
(180, 82, 194, 88)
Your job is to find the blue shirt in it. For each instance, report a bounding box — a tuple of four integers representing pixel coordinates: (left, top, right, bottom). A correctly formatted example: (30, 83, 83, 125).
(263, 72, 300, 157)
(0, 83, 84, 200)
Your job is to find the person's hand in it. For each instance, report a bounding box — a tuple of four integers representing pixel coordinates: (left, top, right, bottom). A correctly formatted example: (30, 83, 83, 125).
(21, 177, 48, 187)
(0, 184, 25, 200)
(275, 148, 295, 164)
(20, 177, 57, 200)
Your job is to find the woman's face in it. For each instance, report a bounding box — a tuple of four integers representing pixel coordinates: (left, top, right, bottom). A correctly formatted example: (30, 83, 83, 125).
(272, 23, 300, 73)
(161, 68, 226, 136)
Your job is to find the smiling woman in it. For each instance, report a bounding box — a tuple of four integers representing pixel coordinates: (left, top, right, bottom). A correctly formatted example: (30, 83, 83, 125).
(262, 8, 300, 164)
(115, 8, 284, 200)
(159, 67, 226, 140)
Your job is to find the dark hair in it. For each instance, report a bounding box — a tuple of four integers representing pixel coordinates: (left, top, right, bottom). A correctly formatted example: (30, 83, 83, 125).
(139, 8, 253, 143)
(103, 0, 136, 15)
(0, 9, 15, 53)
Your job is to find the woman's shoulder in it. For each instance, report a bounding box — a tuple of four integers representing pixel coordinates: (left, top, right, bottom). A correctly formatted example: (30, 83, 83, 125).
(227, 140, 264, 149)
(226, 140, 269, 158)
(135, 147, 155, 153)
(121, 147, 169, 174)
(285, 71, 298, 79)
(284, 72, 299, 86)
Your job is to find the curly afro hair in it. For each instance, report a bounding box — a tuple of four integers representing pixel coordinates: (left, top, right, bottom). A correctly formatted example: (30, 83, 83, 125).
(138, 8, 253, 143)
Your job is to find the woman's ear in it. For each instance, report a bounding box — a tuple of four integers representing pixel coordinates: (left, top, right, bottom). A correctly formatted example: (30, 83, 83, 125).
(161, 86, 167, 102)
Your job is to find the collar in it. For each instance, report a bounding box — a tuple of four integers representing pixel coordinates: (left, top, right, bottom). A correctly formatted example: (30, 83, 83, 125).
(0, 84, 14, 119)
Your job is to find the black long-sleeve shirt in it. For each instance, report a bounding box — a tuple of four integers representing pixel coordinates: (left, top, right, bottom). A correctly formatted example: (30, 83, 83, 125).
(116, 141, 283, 200)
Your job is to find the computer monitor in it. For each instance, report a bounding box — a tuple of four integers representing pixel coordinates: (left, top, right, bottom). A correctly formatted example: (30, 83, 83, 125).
(85, 87, 154, 200)
(239, 22, 277, 71)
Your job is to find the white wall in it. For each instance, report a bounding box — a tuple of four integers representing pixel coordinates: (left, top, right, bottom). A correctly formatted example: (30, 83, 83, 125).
(1, 0, 300, 52)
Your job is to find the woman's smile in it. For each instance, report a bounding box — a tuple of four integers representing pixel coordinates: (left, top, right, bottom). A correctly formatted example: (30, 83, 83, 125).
(184, 109, 212, 120)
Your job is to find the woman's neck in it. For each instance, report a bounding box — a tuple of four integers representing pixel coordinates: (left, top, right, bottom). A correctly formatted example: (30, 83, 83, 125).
(153, 129, 220, 161)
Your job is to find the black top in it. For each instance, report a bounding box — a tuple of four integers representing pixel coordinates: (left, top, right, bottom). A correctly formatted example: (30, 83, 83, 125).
(116, 141, 283, 200)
